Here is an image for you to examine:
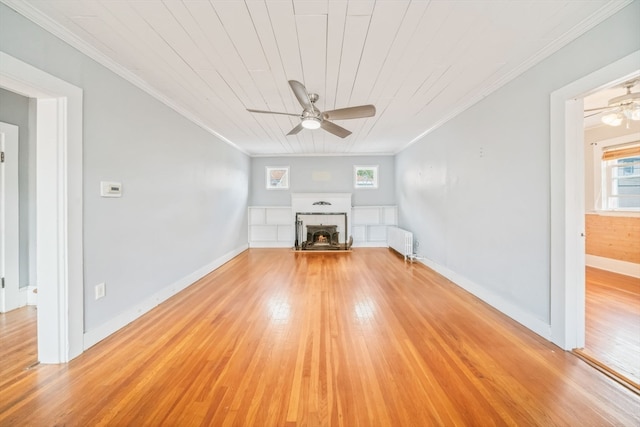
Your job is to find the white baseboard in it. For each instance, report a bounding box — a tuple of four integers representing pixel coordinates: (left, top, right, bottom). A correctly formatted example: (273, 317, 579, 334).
(248, 241, 292, 248)
(585, 254, 640, 279)
(417, 257, 553, 342)
(83, 244, 248, 350)
(352, 242, 388, 248)
(248, 242, 388, 248)
(26, 285, 37, 306)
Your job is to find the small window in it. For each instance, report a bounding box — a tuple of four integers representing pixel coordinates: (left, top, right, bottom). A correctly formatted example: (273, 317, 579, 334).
(354, 165, 378, 189)
(266, 166, 289, 190)
(600, 144, 640, 211)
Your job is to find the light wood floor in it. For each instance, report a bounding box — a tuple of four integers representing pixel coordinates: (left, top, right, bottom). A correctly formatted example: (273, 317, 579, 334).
(581, 266, 640, 388)
(1, 249, 639, 426)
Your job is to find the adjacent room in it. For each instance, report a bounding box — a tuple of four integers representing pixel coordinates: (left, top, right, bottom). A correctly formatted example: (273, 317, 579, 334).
(1, 0, 639, 425)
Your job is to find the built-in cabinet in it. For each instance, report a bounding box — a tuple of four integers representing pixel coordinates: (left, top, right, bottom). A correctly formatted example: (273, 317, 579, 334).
(247, 205, 397, 248)
(248, 207, 292, 248)
(351, 206, 398, 247)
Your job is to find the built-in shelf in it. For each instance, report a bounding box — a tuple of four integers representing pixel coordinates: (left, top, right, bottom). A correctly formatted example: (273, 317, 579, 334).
(351, 206, 398, 247)
(248, 206, 292, 248)
(248, 205, 398, 248)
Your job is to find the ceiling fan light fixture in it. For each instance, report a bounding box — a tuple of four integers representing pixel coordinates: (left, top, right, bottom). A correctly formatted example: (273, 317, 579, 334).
(301, 116, 321, 129)
(601, 112, 623, 126)
(629, 104, 640, 121)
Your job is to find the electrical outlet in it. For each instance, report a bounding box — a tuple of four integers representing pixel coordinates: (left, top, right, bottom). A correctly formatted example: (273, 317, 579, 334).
(95, 282, 106, 300)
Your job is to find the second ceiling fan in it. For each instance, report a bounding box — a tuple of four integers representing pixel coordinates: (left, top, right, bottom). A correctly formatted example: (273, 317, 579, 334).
(247, 80, 376, 138)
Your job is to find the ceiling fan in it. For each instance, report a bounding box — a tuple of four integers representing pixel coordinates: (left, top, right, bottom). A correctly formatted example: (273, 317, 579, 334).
(584, 80, 640, 127)
(247, 80, 376, 138)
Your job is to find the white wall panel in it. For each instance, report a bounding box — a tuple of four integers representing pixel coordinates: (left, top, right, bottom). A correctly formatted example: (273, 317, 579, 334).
(266, 207, 292, 225)
(367, 225, 387, 242)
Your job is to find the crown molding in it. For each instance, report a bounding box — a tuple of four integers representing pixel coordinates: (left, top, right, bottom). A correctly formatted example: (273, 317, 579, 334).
(0, 0, 249, 156)
(396, 0, 635, 154)
(2, 0, 631, 158)
(250, 152, 395, 158)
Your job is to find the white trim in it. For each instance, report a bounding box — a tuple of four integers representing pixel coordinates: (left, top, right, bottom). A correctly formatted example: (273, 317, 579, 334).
(352, 242, 388, 248)
(248, 242, 292, 248)
(251, 152, 395, 158)
(585, 255, 640, 279)
(354, 165, 379, 189)
(549, 50, 640, 350)
(0, 0, 247, 156)
(26, 285, 37, 306)
(397, 1, 634, 154)
(418, 257, 552, 340)
(0, 51, 84, 363)
(587, 210, 640, 218)
(83, 244, 248, 350)
(265, 166, 290, 190)
(0, 122, 22, 313)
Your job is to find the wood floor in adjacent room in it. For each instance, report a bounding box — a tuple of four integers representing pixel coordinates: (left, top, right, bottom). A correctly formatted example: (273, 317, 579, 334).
(581, 266, 640, 388)
(1, 249, 639, 426)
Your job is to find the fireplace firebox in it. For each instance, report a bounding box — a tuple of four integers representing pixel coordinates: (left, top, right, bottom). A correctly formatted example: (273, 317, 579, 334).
(306, 225, 339, 247)
(294, 212, 352, 251)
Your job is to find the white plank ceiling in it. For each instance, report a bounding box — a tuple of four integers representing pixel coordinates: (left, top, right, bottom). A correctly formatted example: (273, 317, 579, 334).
(2, 0, 632, 155)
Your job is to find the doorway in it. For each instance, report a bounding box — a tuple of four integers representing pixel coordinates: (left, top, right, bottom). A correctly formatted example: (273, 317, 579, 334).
(578, 83, 640, 388)
(0, 51, 84, 363)
(549, 50, 640, 389)
(549, 50, 639, 350)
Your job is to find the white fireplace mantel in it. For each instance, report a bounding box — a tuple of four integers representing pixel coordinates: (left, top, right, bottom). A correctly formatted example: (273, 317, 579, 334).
(291, 193, 352, 214)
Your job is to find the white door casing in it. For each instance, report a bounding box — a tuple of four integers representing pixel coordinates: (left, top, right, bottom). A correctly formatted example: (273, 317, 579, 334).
(0, 122, 22, 312)
(549, 50, 640, 350)
(0, 51, 84, 363)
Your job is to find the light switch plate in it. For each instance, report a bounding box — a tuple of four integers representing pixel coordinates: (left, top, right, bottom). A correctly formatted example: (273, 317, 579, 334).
(101, 181, 122, 197)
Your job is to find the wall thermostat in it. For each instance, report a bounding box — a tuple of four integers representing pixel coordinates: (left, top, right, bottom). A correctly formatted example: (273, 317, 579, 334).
(100, 181, 122, 197)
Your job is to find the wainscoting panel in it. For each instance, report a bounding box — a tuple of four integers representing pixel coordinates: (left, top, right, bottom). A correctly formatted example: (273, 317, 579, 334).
(585, 213, 640, 276)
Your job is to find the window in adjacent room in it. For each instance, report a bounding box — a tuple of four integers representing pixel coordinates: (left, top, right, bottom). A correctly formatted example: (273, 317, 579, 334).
(354, 165, 378, 189)
(266, 166, 289, 190)
(600, 143, 640, 211)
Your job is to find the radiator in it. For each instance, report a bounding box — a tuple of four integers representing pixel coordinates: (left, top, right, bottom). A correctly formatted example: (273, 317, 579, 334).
(387, 226, 413, 260)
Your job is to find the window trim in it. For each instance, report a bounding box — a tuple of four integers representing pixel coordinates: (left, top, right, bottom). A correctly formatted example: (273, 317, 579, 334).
(353, 165, 379, 189)
(265, 166, 290, 190)
(593, 136, 640, 212)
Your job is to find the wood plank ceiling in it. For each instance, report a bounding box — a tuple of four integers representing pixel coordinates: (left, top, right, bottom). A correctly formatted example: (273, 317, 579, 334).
(3, 0, 632, 155)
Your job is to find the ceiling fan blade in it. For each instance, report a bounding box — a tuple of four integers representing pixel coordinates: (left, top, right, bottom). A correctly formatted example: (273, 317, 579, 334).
(287, 123, 304, 136)
(584, 106, 614, 113)
(289, 80, 312, 109)
(584, 111, 602, 118)
(320, 120, 352, 138)
(247, 108, 300, 117)
(323, 105, 376, 120)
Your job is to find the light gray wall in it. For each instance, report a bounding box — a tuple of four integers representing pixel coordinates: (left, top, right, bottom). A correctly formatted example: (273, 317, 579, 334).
(0, 87, 32, 288)
(0, 3, 250, 331)
(395, 2, 640, 326)
(250, 156, 395, 206)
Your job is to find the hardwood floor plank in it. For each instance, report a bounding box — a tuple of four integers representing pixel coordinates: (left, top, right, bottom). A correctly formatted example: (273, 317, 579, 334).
(583, 266, 640, 388)
(1, 249, 639, 426)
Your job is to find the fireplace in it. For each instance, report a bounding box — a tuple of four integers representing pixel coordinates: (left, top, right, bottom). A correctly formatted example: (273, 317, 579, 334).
(306, 224, 339, 247)
(292, 193, 354, 251)
(295, 212, 352, 251)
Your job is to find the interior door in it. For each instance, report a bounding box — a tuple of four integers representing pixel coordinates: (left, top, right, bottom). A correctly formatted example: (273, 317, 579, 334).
(0, 121, 20, 313)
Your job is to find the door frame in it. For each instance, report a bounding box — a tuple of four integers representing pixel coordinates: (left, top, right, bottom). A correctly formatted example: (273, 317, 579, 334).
(0, 51, 84, 363)
(549, 50, 640, 350)
(0, 122, 22, 312)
